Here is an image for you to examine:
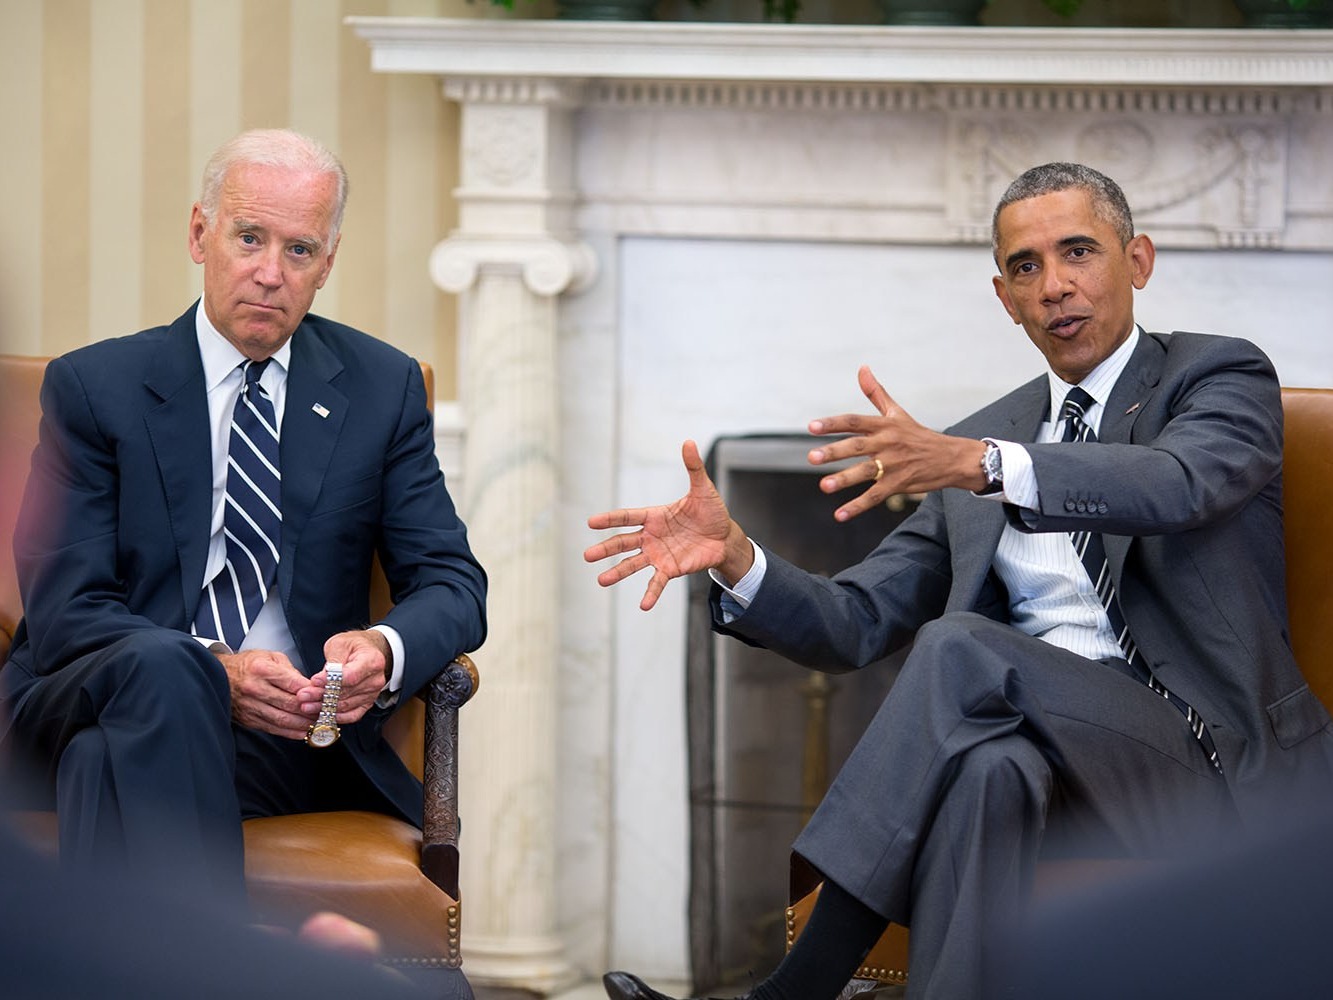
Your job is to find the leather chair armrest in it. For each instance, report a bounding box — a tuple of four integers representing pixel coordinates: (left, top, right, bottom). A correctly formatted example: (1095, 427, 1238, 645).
(422, 653, 479, 898)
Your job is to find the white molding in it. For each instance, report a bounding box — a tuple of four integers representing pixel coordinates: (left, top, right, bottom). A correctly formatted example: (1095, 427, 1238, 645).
(349, 18, 1333, 88)
(431, 235, 599, 295)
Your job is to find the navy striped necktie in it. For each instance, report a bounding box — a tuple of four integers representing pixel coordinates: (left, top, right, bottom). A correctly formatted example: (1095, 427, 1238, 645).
(1061, 387, 1221, 774)
(193, 359, 281, 649)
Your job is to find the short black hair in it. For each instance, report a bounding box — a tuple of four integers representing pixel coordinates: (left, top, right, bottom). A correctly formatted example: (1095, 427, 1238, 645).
(991, 162, 1135, 263)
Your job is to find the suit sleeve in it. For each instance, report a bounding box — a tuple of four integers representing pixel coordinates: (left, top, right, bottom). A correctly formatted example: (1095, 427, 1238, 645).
(15, 358, 170, 672)
(372, 362, 487, 700)
(1017, 337, 1283, 537)
(712, 490, 956, 672)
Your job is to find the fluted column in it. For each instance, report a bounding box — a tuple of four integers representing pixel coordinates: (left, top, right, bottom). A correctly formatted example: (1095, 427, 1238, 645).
(432, 79, 595, 994)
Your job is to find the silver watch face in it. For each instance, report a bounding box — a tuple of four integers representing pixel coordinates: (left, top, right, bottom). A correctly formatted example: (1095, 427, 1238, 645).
(984, 443, 1003, 483)
(307, 723, 340, 748)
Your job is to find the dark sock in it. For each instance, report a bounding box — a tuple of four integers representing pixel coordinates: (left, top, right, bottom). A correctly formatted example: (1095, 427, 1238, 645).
(748, 878, 888, 1000)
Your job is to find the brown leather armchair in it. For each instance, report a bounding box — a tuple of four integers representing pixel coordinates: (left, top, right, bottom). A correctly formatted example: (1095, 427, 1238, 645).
(0, 354, 479, 985)
(786, 386, 1333, 988)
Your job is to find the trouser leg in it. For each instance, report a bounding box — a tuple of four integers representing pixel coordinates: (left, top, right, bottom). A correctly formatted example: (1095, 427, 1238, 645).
(5, 630, 244, 906)
(793, 612, 1231, 999)
(904, 734, 1051, 999)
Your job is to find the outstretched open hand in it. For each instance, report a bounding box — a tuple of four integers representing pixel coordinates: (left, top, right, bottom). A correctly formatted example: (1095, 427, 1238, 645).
(807, 365, 986, 521)
(584, 439, 750, 611)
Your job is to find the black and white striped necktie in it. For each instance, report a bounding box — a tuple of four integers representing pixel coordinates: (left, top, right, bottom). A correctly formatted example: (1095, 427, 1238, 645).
(1061, 387, 1221, 774)
(194, 359, 281, 649)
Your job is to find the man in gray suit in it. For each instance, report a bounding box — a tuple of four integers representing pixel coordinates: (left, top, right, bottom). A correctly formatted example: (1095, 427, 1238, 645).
(584, 163, 1333, 1000)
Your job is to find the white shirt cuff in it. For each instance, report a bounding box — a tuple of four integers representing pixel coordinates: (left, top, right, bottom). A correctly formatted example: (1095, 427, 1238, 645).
(708, 539, 766, 622)
(973, 439, 1039, 510)
(371, 623, 406, 698)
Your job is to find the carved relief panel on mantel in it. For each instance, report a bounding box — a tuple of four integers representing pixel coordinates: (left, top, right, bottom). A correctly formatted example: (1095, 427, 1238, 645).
(944, 90, 1293, 249)
(573, 81, 1325, 252)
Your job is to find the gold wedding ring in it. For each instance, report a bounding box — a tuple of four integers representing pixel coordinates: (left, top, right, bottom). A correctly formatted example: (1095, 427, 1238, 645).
(872, 457, 884, 483)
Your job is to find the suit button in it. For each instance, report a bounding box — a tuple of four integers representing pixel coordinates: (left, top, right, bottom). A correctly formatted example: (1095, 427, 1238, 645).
(1097, 501, 1109, 514)
(1076, 500, 1088, 513)
(1065, 498, 1077, 512)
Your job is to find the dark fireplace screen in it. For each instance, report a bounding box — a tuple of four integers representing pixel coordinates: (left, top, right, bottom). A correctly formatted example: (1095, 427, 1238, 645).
(685, 434, 921, 994)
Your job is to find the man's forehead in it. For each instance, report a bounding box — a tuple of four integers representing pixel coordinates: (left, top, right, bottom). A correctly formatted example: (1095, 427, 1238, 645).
(215, 165, 336, 240)
(996, 190, 1106, 245)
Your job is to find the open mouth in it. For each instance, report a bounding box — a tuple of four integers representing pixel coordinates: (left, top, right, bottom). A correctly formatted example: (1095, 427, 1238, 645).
(1048, 315, 1087, 337)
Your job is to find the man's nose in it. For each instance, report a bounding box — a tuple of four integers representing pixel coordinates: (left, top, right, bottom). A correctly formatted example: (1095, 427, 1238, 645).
(1040, 261, 1073, 301)
(253, 249, 284, 287)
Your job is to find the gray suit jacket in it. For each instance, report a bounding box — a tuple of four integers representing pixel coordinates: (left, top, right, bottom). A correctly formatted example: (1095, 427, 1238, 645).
(715, 331, 1333, 820)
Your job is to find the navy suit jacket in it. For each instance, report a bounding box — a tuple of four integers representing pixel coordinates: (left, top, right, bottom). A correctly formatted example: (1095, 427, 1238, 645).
(716, 331, 1333, 820)
(4, 304, 487, 823)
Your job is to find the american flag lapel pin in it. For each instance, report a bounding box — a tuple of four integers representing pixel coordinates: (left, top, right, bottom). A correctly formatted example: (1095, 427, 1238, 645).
(312, 403, 330, 419)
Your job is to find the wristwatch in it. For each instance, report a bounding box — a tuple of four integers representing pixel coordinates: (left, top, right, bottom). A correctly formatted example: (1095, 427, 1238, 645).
(305, 662, 343, 748)
(980, 439, 1004, 494)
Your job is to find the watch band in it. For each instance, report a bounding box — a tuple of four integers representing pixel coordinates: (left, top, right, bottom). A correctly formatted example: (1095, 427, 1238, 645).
(305, 662, 343, 748)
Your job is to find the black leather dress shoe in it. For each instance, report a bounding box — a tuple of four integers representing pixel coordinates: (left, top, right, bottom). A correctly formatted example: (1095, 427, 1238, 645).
(602, 970, 744, 1000)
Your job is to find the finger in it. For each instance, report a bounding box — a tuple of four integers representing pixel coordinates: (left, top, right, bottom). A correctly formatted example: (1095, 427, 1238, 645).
(241, 703, 312, 740)
(818, 458, 883, 495)
(832, 487, 884, 524)
(858, 364, 894, 417)
(639, 569, 671, 612)
(681, 439, 709, 485)
(807, 427, 876, 466)
(596, 552, 653, 588)
(587, 507, 651, 531)
(584, 530, 646, 563)
(335, 703, 372, 725)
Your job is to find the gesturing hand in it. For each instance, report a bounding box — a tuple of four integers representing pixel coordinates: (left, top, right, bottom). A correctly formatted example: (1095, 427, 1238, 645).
(302, 629, 391, 724)
(220, 649, 315, 740)
(807, 365, 987, 522)
(584, 439, 752, 611)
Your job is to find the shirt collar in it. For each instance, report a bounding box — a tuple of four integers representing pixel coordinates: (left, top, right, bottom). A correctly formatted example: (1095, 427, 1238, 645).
(194, 301, 291, 391)
(1046, 324, 1139, 427)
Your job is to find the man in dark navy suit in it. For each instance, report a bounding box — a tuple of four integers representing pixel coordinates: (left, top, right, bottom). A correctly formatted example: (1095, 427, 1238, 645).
(0, 129, 486, 904)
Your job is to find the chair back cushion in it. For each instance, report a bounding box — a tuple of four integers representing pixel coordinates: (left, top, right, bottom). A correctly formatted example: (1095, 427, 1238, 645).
(1281, 387, 1333, 710)
(0, 356, 49, 665)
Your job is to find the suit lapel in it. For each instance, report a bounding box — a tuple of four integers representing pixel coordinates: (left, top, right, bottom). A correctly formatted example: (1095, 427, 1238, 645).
(1101, 332, 1164, 447)
(950, 376, 1049, 607)
(142, 306, 213, 619)
(279, 324, 347, 600)
(1099, 332, 1166, 570)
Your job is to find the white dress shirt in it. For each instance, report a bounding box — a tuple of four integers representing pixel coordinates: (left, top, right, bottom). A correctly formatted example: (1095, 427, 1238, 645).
(193, 308, 405, 693)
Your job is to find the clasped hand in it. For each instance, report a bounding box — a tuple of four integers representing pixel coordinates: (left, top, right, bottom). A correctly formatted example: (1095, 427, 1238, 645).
(220, 629, 390, 740)
(584, 365, 985, 611)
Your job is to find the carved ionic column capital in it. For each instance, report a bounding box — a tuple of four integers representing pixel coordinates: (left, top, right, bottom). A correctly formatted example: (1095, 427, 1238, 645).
(430, 235, 599, 297)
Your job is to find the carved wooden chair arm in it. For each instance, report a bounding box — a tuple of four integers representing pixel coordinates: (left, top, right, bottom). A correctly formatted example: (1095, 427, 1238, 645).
(421, 653, 479, 899)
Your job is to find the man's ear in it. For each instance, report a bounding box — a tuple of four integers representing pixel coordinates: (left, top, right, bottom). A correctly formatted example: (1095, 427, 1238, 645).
(188, 204, 208, 265)
(992, 274, 1021, 324)
(1128, 233, 1156, 290)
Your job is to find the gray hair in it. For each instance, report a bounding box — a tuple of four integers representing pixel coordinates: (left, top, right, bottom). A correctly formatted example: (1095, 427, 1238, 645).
(991, 162, 1134, 261)
(198, 128, 349, 243)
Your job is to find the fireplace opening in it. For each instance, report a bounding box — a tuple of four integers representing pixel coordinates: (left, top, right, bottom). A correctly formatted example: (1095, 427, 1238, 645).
(685, 434, 922, 994)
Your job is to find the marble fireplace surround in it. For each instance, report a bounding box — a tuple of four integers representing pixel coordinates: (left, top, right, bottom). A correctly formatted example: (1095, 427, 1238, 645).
(352, 18, 1333, 992)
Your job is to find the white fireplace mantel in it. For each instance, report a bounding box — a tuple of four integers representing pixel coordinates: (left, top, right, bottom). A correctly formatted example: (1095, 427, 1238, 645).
(353, 17, 1333, 993)
(352, 19, 1333, 87)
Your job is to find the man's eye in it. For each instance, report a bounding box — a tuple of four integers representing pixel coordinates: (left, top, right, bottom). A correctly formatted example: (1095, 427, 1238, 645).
(291, 245, 309, 257)
(240, 233, 258, 246)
